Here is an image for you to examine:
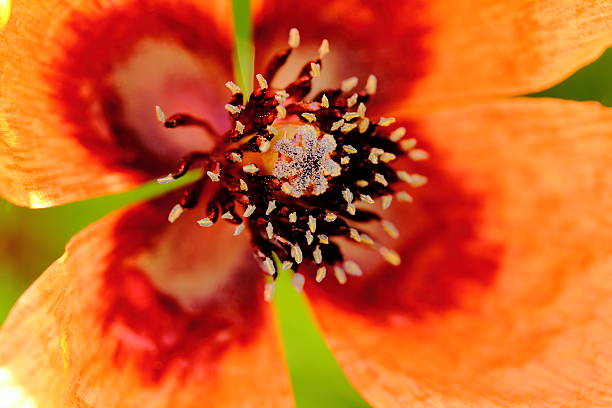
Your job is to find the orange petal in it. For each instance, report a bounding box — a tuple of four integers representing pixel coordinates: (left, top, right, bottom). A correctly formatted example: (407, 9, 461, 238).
(306, 99, 612, 407)
(253, 0, 611, 108)
(0, 0, 233, 207)
(0, 190, 294, 407)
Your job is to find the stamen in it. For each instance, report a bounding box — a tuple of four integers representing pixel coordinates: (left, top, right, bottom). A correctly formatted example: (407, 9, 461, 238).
(409, 149, 430, 161)
(378, 117, 396, 127)
(266, 222, 274, 239)
(291, 244, 303, 264)
(305, 230, 314, 245)
(256, 73, 268, 90)
(244, 205, 256, 217)
(396, 191, 414, 202)
(346, 204, 356, 215)
(155, 105, 166, 123)
(344, 260, 363, 276)
(239, 179, 248, 191)
(389, 127, 406, 142)
(281, 261, 293, 271)
(381, 220, 400, 239)
(346, 93, 358, 108)
(276, 105, 287, 119)
(324, 212, 337, 222)
(382, 195, 393, 209)
(291, 273, 305, 292)
(331, 119, 344, 131)
(316, 266, 327, 282)
(242, 164, 259, 173)
(225, 104, 241, 115)
(357, 103, 367, 118)
(334, 266, 347, 284)
(310, 62, 321, 78)
(235, 121, 245, 134)
(308, 215, 317, 233)
(266, 200, 276, 215)
(197, 217, 214, 227)
(168, 204, 184, 223)
(225, 81, 242, 95)
(318, 234, 329, 244)
(360, 194, 374, 204)
(263, 257, 276, 275)
(313, 246, 323, 264)
(301, 112, 316, 122)
(341, 76, 359, 92)
(342, 188, 354, 203)
(157, 174, 174, 184)
(365, 74, 377, 95)
(318, 39, 330, 59)
(374, 173, 388, 186)
(360, 234, 375, 245)
(343, 145, 357, 154)
(349, 228, 361, 242)
(233, 223, 245, 236)
(400, 138, 418, 150)
(321, 94, 330, 108)
(288, 27, 300, 48)
(264, 282, 276, 302)
(221, 212, 234, 220)
(358, 117, 370, 133)
(378, 246, 401, 266)
(206, 170, 221, 182)
(289, 212, 297, 223)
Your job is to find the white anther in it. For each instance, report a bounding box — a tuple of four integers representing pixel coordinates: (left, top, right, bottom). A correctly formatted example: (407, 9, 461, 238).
(334, 265, 347, 284)
(225, 81, 242, 95)
(400, 138, 418, 151)
(281, 261, 293, 271)
(305, 230, 314, 245)
(266, 125, 279, 137)
(321, 94, 330, 108)
(318, 234, 329, 244)
(379, 246, 401, 266)
(256, 73, 268, 90)
(409, 174, 428, 187)
(343, 145, 357, 154)
(396, 170, 411, 183)
(331, 119, 344, 131)
(301, 112, 317, 122)
(157, 174, 174, 184)
(374, 173, 388, 186)
(356, 179, 369, 187)
(244, 204, 256, 217)
(292, 273, 305, 292)
(340, 156, 350, 165)
(243, 164, 259, 173)
(357, 103, 367, 118)
(378, 117, 396, 127)
(266, 200, 276, 215)
(380, 152, 397, 163)
(349, 228, 361, 242)
(225, 104, 241, 115)
(318, 39, 330, 59)
(308, 215, 317, 233)
(389, 127, 406, 142)
(266, 222, 274, 239)
(358, 117, 370, 133)
(360, 234, 374, 245)
(409, 149, 429, 161)
(340, 123, 357, 133)
(381, 220, 400, 239)
(347, 93, 358, 108)
(288, 28, 300, 48)
(155, 105, 166, 123)
(233, 223, 245, 236)
(341, 76, 358, 93)
(263, 257, 276, 275)
(291, 244, 303, 264)
(313, 246, 323, 264)
(221, 211, 234, 220)
(397, 191, 414, 202)
(289, 212, 297, 223)
(316, 266, 327, 282)
(360, 194, 374, 204)
(207, 171, 220, 182)
(310, 62, 321, 78)
(259, 139, 271, 153)
(264, 282, 276, 302)
(365, 74, 377, 95)
(230, 151, 242, 162)
(344, 260, 362, 276)
(382, 195, 393, 210)
(168, 204, 184, 223)
(343, 112, 360, 121)
(346, 203, 356, 215)
(276, 105, 287, 119)
(197, 217, 214, 227)
(239, 178, 248, 191)
(342, 188, 354, 203)
(235, 120, 245, 134)
(275, 90, 289, 103)
(324, 212, 337, 222)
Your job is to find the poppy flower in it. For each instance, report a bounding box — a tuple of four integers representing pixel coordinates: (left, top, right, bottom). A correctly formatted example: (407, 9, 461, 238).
(1, 0, 611, 407)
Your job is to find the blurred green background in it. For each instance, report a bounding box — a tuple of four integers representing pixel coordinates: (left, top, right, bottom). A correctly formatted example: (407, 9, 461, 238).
(1, 3, 611, 404)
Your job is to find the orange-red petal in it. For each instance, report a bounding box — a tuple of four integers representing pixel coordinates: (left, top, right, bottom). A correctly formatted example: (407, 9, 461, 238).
(0, 190, 294, 407)
(253, 0, 611, 108)
(0, 0, 233, 208)
(306, 99, 612, 407)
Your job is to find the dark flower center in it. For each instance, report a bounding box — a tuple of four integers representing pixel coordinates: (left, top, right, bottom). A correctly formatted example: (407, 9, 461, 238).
(155, 28, 428, 299)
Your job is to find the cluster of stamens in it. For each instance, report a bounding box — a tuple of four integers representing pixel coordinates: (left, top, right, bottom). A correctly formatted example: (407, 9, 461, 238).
(155, 28, 428, 301)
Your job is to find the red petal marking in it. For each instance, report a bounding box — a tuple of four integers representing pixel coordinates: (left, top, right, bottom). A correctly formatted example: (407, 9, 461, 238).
(50, 1, 233, 176)
(253, 0, 430, 113)
(0, 189, 294, 406)
(305, 99, 612, 407)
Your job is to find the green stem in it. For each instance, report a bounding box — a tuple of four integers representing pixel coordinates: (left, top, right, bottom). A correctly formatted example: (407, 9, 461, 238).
(231, 0, 254, 97)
